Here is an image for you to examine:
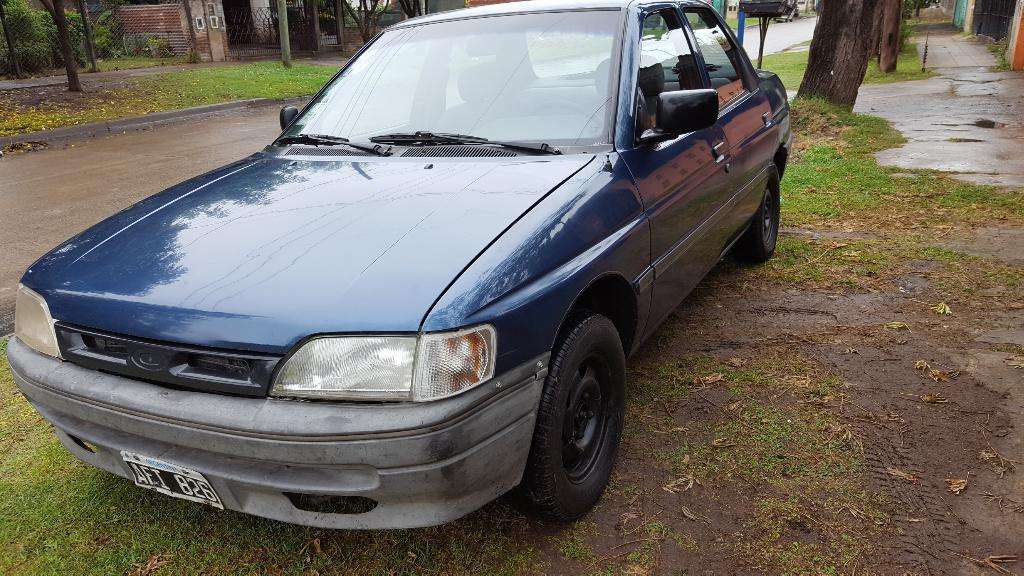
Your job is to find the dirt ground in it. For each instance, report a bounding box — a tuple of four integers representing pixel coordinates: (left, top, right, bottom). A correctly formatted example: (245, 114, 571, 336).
(516, 236, 1024, 574)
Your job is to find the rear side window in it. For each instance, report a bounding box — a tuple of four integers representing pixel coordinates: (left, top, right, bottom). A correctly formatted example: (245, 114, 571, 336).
(685, 9, 747, 106)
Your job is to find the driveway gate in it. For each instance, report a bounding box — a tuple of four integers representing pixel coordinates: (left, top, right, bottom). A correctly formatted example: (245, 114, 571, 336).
(223, 0, 312, 59)
(971, 0, 1014, 40)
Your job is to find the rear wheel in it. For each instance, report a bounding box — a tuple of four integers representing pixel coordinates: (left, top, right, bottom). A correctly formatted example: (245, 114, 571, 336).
(735, 174, 780, 263)
(518, 312, 625, 521)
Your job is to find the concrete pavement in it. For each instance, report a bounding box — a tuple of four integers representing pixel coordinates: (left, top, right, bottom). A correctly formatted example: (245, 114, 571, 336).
(855, 27, 1024, 188)
(0, 107, 281, 334)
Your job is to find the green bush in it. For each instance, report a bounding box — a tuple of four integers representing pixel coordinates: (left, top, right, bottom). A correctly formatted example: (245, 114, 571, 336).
(1, 0, 57, 74)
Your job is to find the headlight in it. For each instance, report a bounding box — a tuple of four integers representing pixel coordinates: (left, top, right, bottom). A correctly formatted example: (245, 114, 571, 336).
(14, 284, 61, 359)
(271, 325, 496, 402)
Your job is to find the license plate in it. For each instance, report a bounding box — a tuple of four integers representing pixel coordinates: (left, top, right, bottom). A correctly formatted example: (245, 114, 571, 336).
(121, 451, 223, 509)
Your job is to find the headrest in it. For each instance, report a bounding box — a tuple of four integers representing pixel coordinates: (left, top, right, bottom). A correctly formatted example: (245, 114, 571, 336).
(637, 63, 665, 97)
(595, 58, 612, 95)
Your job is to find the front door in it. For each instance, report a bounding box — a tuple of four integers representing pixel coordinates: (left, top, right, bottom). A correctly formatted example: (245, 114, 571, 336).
(619, 7, 731, 337)
(684, 7, 774, 243)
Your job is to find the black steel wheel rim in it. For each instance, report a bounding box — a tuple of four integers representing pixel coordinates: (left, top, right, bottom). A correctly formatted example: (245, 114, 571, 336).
(762, 188, 778, 246)
(562, 353, 610, 483)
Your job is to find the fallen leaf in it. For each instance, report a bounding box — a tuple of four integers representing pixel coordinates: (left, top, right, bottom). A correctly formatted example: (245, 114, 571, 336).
(679, 505, 700, 521)
(921, 393, 949, 404)
(711, 437, 735, 448)
(931, 302, 953, 315)
(1008, 356, 1024, 369)
(946, 477, 968, 494)
(663, 476, 694, 494)
(130, 555, 170, 576)
(886, 467, 918, 482)
(914, 359, 930, 371)
(693, 373, 725, 386)
(885, 321, 911, 330)
(929, 369, 953, 382)
(726, 357, 746, 367)
(842, 346, 859, 355)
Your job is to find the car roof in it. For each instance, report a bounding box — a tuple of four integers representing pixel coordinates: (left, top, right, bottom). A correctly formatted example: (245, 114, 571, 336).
(394, 0, 713, 27)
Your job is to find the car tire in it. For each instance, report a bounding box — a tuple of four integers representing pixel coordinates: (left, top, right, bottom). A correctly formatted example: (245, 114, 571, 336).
(517, 312, 625, 522)
(735, 174, 781, 263)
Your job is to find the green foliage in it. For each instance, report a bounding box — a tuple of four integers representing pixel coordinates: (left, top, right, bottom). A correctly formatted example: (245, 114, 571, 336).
(0, 0, 57, 74)
(988, 38, 1010, 71)
(145, 35, 171, 58)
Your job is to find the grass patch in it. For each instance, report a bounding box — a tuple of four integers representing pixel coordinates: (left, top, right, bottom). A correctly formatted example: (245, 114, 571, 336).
(0, 62, 334, 136)
(988, 38, 1011, 71)
(761, 41, 934, 92)
(94, 56, 188, 72)
(782, 98, 1024, 231)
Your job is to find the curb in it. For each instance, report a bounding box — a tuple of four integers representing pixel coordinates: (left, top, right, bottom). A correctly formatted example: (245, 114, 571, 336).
(1, 96, 309, 150)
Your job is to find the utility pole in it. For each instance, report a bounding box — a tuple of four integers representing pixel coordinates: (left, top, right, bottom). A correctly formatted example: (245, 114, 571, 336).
(76, 0, 98, 72)
(276, 0, 291, 67)
(0, 0, 24, 78)
(879, 0, 901, 73)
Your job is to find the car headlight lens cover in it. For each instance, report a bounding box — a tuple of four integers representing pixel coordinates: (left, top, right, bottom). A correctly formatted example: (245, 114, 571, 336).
(14, 284, 61, 359)
(271, 325, 496, 402)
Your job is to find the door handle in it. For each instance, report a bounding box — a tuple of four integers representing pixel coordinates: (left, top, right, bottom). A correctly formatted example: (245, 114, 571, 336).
(712, 141, 727, 163)
(762, 112, 772, 127)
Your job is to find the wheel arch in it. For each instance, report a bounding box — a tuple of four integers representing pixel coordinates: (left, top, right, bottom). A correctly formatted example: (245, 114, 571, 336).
(555, 273, 639, 355)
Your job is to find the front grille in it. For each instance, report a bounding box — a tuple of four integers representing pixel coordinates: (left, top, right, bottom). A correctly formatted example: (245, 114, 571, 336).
(400, 145, 518, 158)
(54, 323, 281, 397)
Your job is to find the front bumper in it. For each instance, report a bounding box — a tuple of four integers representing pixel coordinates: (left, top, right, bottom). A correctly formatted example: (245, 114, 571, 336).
(7, 338, 548, 529)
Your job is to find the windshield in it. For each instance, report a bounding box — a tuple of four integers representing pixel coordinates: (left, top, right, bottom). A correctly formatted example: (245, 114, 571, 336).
(283, 10, 621, 148)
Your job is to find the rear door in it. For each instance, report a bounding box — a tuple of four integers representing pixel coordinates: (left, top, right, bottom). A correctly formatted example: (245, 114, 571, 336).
(619, 6, 731, 336)
(683, 7, 774, 243)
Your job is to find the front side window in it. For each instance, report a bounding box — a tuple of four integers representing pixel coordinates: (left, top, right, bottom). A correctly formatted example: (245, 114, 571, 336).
(284, 10, 621, 147)
(685, 9, 747, 106)
(636, 10, 702, 133)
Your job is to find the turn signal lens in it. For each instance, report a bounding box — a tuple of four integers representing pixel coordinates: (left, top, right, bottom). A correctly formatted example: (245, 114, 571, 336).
(14, 284, 61, 359)
(413, 325, 496, 401)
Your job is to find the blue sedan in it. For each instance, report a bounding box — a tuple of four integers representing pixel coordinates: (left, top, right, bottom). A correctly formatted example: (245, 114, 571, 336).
(9, 0, 790, 528)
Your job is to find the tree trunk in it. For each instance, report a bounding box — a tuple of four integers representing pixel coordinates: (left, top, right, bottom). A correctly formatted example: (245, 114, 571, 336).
(76, 0, 98, 73)
(797, 0, 883, 109)
(277, 0, 291, 67)
(0, 0, 24, 78)
(878, 0, 901, 73)
(49, 0, 82, 92)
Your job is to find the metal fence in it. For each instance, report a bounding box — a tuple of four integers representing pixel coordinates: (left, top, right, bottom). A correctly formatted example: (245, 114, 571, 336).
(971, 0, 1014, 40)
(1, 0, 195, 79)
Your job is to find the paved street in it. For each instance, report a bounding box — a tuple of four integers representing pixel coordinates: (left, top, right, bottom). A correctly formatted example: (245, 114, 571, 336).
(0, 107, 281, 334)
(741, 14, 817, 57)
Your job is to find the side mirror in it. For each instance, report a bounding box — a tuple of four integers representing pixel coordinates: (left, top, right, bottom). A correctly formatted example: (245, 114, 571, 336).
(279, 105, 299, 130)
(641, 89, 719, 143)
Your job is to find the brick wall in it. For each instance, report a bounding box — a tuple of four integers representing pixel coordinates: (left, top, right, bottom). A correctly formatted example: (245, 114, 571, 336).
(116, 4, 190, 56)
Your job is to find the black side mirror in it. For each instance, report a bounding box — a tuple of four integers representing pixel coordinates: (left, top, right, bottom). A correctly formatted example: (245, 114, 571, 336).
(641, 89, 719, 143)
(279, 105, 299, 130)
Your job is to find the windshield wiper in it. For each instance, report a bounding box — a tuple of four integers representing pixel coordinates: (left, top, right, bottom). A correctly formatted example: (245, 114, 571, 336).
(369, 131, 562, 155)
(276, 133, 392, 156)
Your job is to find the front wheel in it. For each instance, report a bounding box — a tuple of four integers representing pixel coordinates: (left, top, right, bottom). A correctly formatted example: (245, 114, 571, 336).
(735, 174, 780, 263)
(518, 312, 625, 521)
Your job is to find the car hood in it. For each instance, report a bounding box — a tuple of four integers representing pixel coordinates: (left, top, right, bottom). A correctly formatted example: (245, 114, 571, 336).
(25, 154, 594, 353)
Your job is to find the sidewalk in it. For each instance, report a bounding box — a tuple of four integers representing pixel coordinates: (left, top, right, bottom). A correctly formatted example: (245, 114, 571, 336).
(855, 27, 1024, 188)
(0, 55, 347, 91)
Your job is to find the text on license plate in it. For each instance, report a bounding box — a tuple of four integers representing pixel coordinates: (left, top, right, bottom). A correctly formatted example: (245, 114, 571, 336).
(121, 451, 223, 509)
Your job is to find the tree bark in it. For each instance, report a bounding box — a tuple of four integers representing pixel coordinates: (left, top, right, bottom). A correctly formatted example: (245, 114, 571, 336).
(797, 0, 883, 109)
(277, 0, 291, 67)
(0, 0, 24, 78)
(44, 0, 82, 92)
(76, 0, 97, 73)
(878, 0, 901, 73)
